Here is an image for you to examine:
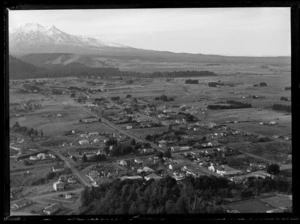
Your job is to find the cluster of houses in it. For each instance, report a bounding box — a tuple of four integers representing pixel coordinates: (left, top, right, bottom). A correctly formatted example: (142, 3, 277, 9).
(52, 172, 77, 191)
(28, 152, 56, 161)
(85, 158, 165, 185)
(77, 131, 125, 146)
(10, 199, 62, 215)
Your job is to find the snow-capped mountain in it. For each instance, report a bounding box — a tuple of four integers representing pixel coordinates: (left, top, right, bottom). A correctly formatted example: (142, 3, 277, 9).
(9, 23, 130, 55)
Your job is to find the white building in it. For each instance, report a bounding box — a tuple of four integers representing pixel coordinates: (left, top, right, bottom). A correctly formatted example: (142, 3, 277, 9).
(79, 140, 89, 145)
(53, 181, 65, 191)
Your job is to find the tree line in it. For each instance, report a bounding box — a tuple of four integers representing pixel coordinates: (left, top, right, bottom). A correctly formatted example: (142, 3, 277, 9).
(208, 101, 252, 110)
(11, 121, 43, 137)
(272, 104, 291, 113)
(80, 174, 291, 215)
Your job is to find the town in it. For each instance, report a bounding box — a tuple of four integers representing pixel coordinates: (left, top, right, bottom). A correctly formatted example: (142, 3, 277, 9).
(9, 72, 292, 215)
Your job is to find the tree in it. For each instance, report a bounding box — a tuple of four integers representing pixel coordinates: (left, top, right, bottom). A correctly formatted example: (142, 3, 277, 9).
(164, 149, 172, 158)
(40, 129, 44, 137)
(13, 121, 20, 129)
(267, 163, 280, 175)
(130, 139, 136, 146)
(128, 202, 139, 214)
(82, 154, 88, 163)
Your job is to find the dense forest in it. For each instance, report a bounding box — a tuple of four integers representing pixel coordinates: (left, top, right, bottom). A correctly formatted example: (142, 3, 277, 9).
(80, 175, 291, 214)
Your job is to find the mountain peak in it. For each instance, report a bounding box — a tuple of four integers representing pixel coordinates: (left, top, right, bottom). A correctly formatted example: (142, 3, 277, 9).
(10, 23, 130, 54)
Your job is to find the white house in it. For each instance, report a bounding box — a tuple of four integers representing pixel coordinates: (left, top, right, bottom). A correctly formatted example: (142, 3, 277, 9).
(134, 159, 143, 164)
(180, 146, 190, 151)
(89, 132, 99, 136)
(29, 156, 38, 160)
(118, 160, 127, 166)
(79, 140, 89, 145)
(52, 165, 65, 173)
(43, 203, 60, 215)
(208, 164, 215, 172)
(53, 181, 65, 191)
(36, 153, 46, 160)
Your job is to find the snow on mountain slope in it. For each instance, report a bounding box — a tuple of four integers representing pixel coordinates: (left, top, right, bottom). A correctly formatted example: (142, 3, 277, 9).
(9, 23, 130, 54)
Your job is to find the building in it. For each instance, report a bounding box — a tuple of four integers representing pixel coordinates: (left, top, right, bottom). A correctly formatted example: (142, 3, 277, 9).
(134, 159, 143, 164)
(36, 153, 46, 160)
(43, 203, 60, 215)
(242, 170, 274, 179)
(208, 164, 215, 172)
(29, 156, 38, 160)
(145, 173, 163, 181)
(79, 140, 89, 145)
(180, 146, 190, 151)
(215, 165, 242, 177)
(52, 165, 65, 172)
(53, 181, 65, 191)
(10, 199, 32, 210)
(118, 160, 127, 166)
(120, 176, 143, 181)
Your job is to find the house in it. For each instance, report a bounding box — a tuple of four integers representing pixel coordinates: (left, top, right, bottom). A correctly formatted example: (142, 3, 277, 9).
(186, 170, 197, 177)
(29, 156, 38, 160)
(67, 178, 76, 184)
(171, 146, 180, 152)
(52, 165, 65, 173)
(143, 166, 154, 173)
(180, 146, 190, 151)
(79, 140, 89, 145)
(145, 173, 163, 181)
(158, 140, 167, 145)
(36, 153, 46, 160)
(89, 132, 99, 136)
(169, 164, 173, 170)
(10, 199, 32, 210)
(53, 181, 65, 191)
(172, 173, 185, 181)
(80, 134, 89, 138)
(134, 158, 143, 164)
(43, 203, 60, 215)
(243, 170, 273, 179)
(64, 193, 73, 199)
(229, 176, 244, 184)
(87, 170, 100, 183)
(48, 153, 56, 159)
(126, 126, 133, 129)
(208, 164, 215, 172)
(118, 160, 127, 166)
(120, 175, 143, 181)
(215, 165, 242, 177)
(181, 166, 189, 172)
(93, 138, 100, 143)
(58, 175, 68, 182)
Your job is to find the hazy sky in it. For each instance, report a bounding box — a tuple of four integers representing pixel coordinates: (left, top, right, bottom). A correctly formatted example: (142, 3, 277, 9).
(9, 8, 291, 56)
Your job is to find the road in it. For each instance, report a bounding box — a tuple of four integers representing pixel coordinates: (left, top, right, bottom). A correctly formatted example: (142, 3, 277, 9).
(11, 187, 85, 203)
(78, 103, 165, 153)
(54, 150, 92, 187)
